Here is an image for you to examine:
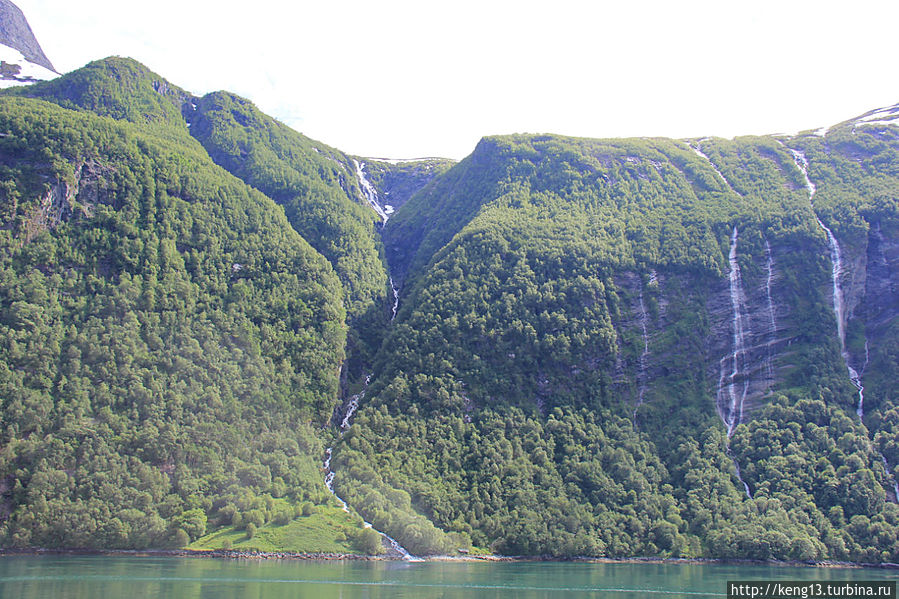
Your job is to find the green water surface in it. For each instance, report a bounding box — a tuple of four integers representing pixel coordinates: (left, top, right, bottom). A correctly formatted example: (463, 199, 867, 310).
(0, 556, 895, 598)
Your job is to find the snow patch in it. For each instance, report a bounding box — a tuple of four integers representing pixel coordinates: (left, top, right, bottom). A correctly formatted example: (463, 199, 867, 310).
(365, 157, 446, 165)
(0, 43, 57, 88)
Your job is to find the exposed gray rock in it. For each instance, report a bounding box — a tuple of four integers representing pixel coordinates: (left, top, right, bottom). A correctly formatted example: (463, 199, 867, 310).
(861, 221, 899, 338)
(705, 239, 795, 427)
(0, 0, 55, 72)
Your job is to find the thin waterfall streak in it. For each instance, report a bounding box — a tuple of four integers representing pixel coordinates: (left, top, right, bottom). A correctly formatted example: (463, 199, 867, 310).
(687, 142, 740, 195)
(634, 289, 650, 422)
(764, 240, 777, 387)
(855, 340, 870, 418)
(789, 147, 899, 501)
(721, 226, 749, 437)
(731, 450, 752, 499)
(717, 226, 752, 498)
(354, 159, 389, 222)
(883, 456, 899, 500)
(323, 375, 419, 560)
(390, 277, 399, 321)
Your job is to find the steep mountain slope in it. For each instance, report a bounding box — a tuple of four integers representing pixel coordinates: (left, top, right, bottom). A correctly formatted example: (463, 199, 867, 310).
(0, 92, 363, 548)
(0, 0, 56, 88)
(0, 55, 453, 554)
(333, 118, 899, 560)
(7, 58, 452, 326)
(2, 28, 898, 560)
(0, 0, 54, 72)
(186, 91, 388, 320)
(7, 57, 193, 133)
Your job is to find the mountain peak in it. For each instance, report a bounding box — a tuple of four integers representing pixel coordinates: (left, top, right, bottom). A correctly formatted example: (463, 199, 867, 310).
(0, 0, 54, 71)
(10, 56, 193, 126)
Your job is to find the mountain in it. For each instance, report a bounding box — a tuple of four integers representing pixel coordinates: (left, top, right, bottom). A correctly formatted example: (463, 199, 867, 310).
(0, 0, 56, 87)
(0, 55, 448, 553)
(334, 113, 899, 560)
(1, 19, 899, 560)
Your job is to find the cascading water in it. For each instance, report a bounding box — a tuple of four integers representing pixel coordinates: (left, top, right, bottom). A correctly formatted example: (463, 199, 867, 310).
(353, 159, 390, 223)
(633, 289, 650, 422)
(789, 149, 868, 410)
(718, 227, 750, 438)
(732, 457, 752, 499)
(323, 376, 420, 560)
(688, 142, 739, 195)
(679, 146, 754, 497)
(390, 277, 400, 321)
(764, 239, 777, 386)
(855, 341, 869, 418)
(355, 162, 402, 323)
(789, 148, 898, 501)
(336, 163, 416, 543)
(883, 456, 899, 500)
(717, 226, 752, 499)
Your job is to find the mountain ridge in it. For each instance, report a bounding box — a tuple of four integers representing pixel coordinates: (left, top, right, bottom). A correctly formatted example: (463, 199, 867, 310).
(0, 16, 899, 560)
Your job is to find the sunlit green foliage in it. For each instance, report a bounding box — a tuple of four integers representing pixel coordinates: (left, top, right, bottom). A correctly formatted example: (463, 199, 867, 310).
(0, 96, 347, 549)
(341, 128, 899, 559)
(3, 54, 899, 562)
(188, 91, 389, 319)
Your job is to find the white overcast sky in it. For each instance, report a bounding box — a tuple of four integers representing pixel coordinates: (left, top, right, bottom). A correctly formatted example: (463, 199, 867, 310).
(13, 0, 899, 159)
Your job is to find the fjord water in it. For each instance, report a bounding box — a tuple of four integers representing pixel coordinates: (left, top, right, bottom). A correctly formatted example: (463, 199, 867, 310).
(1, 557, 896, 599)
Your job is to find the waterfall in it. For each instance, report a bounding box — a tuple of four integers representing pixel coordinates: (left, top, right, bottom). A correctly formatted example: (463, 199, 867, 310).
(718, 226, 750, 438)
(764, 239, 777, 386)
(323, 448, 349, 512)
(789, 148, 899, 501)
(883, 456, 899, 500)
(687, 142, 739, 195)
(390, 277, 400, 321)
(731, 452, 752, 499)
(633, 289, 651, 422)
(353, 159, 390, 222)
(716, 226, 752, 499)
(855, 341, 869, 418)
(340, 390, 362, 430)
(356, 163, 401, 323)
(789, 149, 868, 411)
(323, 376, 420, 560)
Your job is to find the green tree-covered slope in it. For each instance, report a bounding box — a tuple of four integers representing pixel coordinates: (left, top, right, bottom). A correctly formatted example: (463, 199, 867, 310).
(3, 52, 899, 563)
(0, 95, 359, 549)
(0, 57, 457, 555)
(334, 125, 899, 561)
(186, 91, 389, 320)
(6, 56, 192, 131)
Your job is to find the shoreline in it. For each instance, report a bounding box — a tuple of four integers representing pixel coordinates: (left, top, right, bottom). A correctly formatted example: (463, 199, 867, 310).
(1, 547, 897, 570)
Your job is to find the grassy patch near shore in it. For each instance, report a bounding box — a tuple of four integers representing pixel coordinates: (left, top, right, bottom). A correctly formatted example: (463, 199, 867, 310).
(189, 505, 366, 554)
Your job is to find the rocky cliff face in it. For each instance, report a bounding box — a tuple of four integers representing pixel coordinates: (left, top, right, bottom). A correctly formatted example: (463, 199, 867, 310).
(863, 222, 899, 340)
(0, 0, 55, 72)
(360, 158, 455, 218)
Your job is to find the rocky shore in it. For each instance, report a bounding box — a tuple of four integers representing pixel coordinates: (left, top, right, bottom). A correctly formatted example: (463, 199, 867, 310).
(1, 547, 897, 569)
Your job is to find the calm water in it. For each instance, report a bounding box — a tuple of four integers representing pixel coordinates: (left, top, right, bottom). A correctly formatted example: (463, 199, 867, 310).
(0, 556, 895, 599)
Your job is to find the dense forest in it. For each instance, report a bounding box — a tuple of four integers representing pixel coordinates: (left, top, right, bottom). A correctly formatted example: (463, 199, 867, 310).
(1, 56, 899, 562)
(339, 123, 899, 561)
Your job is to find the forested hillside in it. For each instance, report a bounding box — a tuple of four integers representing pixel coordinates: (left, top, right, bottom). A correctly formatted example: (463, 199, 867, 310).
(2, 52, 899, 562)
(0, 57, 448, 553)
(334, 119, 899, 561)
(0, 94, 357, 548)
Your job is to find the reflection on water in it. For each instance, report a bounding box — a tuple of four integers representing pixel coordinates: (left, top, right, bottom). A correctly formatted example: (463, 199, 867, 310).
(0, 556, 896, 599)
